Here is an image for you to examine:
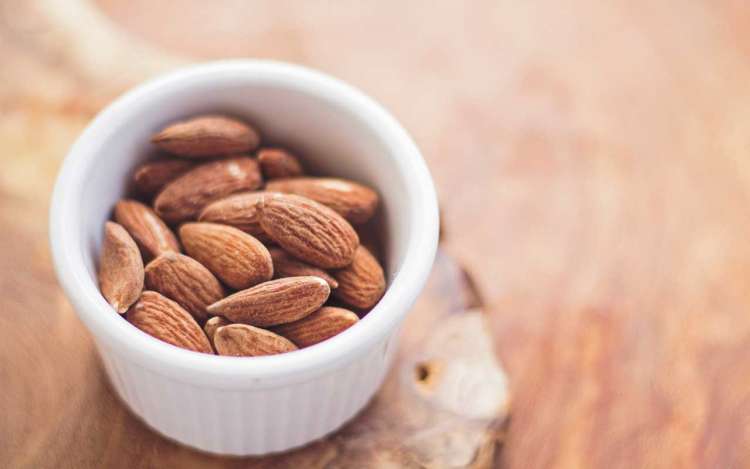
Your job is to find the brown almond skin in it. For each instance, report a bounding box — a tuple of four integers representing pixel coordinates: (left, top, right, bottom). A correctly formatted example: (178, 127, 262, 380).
(98, 222, 144, 313)
(204, 316, 231, 344)
(258, 194, 359, 269)
(257, 148, 304, 179)
(180, 222, 273, 290)
(114, 199, 180, 260)
(208, 276, 330, 326)
(214, 324, 297, 357)
(269, 247, 338, 289)
(333, 246, 386, 309)
(273, 307, 358, 348)
(154, 156, 263, 224)
(132, 158, 194, 198)
(198, 191, 276, 242)
(144, 252, 224, 321)
(127, 291, 212, 354)
(266, 177, 379, 224)
(151, 115, 260, 158)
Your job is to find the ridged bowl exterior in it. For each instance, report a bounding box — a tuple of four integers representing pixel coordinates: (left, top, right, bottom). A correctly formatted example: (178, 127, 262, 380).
(98, 332, 397, 455)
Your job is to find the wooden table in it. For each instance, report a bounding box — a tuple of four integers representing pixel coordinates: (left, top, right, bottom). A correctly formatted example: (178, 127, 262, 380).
(3, 1, 750, 467)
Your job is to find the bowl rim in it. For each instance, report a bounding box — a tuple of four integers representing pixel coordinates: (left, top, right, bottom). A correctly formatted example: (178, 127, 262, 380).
(49, 60, 439, 385)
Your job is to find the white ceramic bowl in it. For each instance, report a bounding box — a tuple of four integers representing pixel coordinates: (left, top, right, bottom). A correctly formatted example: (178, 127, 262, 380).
(49, 60, 438, 456)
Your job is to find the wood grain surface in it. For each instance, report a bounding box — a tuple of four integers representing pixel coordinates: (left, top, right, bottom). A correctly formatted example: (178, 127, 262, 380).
(3, 0, 750, 467)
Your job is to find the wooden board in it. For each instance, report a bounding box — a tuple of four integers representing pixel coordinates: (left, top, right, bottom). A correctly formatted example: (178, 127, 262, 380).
(0, 2, 509, 467)
(4, 0, 750, 467)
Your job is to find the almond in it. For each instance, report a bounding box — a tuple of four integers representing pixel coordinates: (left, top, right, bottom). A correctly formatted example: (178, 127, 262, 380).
(144, 252, 224, 321)
(208, 276, 330, 326)
(114, 199, 180, 260)
(269, 247, 338, 289)
(273, 306, 358, 347)
(127, 291, 212, 354)
(204, 316, 231, 344)
(258, 193, 359, 269)
(198, 191, 276, 242)
(151, 114, 260, 158)
(333, 246, 386, 309)
(266, 177, 379, 224)
(98, 222, 144, 313)
(214, 324, 297, 357)
(257, 148, 304, 179)
(132, 158, 194, 198)
(179, 222, 273, 290)
(154, 156, 263, 223)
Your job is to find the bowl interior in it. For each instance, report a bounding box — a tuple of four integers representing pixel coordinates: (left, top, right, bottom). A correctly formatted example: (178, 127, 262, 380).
(81, 77, 410, 288)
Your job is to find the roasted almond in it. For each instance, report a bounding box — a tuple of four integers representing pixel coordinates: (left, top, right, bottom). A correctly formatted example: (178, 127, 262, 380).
(258, 193, 359, 269)
(144, 252, 224, 321)
(273, 306, 358, 347)
(114, 199, 180, 260)
(179, 222, 273, 290)
(204, 316, 231, 344)
(198, 191, 276, 242)
(98, 222, 144, 313)
(151, 114, 260, 158)
(214, 324, 297, 357)
(127, 291, 212, 354)
(154, 156, 263, 223)
(333, 246, 386, 309)
(132, 158, 194, 198)
(269, 247, 338, 289)
(257, 148, 304, 179)
(266, 177, 379, 224)
(207, 276, 330, 326)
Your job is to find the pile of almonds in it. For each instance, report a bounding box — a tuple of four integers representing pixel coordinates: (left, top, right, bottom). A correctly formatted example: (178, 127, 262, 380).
(98, 115, 386, 357)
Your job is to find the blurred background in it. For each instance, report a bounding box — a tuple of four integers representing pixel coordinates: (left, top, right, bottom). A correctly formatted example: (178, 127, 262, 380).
(3, 1, 750, 467)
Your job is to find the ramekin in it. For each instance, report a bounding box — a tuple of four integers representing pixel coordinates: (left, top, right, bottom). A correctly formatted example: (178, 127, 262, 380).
(49, 60, 438, 455)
